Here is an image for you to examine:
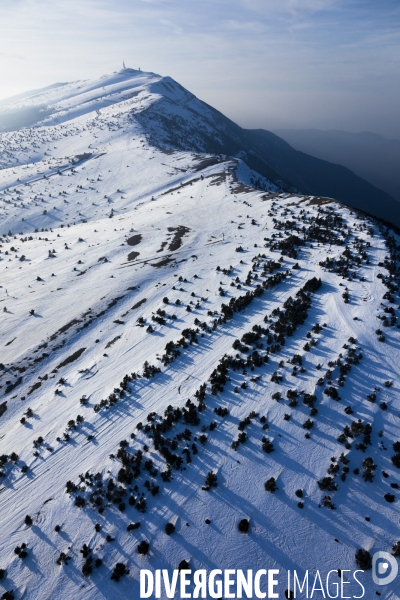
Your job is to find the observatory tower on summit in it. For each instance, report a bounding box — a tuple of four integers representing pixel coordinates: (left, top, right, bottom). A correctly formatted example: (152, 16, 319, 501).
(122, 61, 140, 71)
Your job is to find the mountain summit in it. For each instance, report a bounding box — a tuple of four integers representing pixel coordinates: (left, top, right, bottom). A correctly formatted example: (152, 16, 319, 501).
(1, 68, 399, 227)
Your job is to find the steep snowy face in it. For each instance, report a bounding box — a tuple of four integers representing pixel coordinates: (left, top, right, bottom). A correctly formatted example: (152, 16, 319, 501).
(0, 69, 161, 125)
(0, 70, 399, 600)
(0, 69, 292, 191)
(0, 68, 229, 141)
(0, 68, 279, 237)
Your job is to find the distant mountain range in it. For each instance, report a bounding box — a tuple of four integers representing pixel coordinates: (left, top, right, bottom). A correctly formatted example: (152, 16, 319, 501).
(274, 128, 400, 204)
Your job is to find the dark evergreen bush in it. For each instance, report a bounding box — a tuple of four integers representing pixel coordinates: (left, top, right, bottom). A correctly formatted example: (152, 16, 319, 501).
(355, 549, 372, 570)
(384, 493, 395, 503)
(265, 477, 278, 492)
(238, 519, 249, 533)
(317, 477, 337, 492)
(165, 522, 175, 535)
(138, 541, 149, 555)
(111, 563, 129, 581)
(82, 556, 93, 577)
(393, 541, 400, 557)
(202, 472, 218, 491)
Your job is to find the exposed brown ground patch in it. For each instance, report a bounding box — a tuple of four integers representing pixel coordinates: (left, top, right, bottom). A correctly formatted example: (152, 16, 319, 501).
(53, 348, 86, 372)
(209, 173, 227, 186)
(193, 156, 224, 171)
(156, 241, 168, 253)
(127, 234, 142, 246)
(50, 319, 80, 341)
(159, 149, 177, 155)
(151, 256, 175, 268)
(308, 196, 333, 206)
(168, 226, 190, 251)
(131, 298, 147, 311)
(231, 182, 254, 194)
(262, 193, 283, 201)
(28, 381, 42, 395)
(5, 376, 22, 394)
(72, 153, 92, 164)
(122, 297, 147, 317)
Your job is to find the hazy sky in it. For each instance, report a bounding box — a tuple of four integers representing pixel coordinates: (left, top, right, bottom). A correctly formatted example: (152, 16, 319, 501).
(0, 0, 399, 137)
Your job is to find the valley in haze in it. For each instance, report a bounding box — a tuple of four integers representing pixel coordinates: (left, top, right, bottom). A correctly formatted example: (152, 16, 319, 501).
(274, 128, 400, 205)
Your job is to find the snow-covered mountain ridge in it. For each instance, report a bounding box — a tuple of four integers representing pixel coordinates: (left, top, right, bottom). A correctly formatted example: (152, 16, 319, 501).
(0, 68, 399, 600)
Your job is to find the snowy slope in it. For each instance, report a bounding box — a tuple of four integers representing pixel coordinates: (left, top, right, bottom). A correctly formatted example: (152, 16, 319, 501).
(0, 69, 400, 600)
